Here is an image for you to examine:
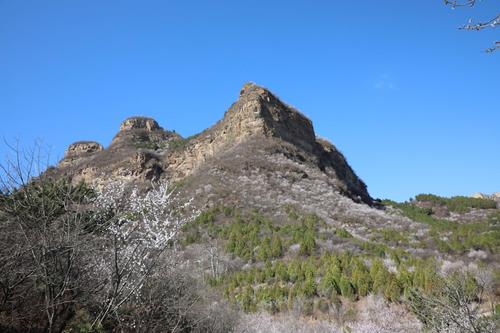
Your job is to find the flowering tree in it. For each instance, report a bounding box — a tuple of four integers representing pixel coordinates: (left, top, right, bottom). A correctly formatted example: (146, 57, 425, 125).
(91, 181, 197, 329)
(0, 142, 230, 332)
(444, 0, 499, 52)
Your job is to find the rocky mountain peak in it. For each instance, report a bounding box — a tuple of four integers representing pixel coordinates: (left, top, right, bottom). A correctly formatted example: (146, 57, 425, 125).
(59, 141, 104, 167)
(52, 83, 371, 204)
(119, 116, 162, 132)
(64, 141, 104, 158)
(220, 83, 316, 152)
(111, 116, 180, 149)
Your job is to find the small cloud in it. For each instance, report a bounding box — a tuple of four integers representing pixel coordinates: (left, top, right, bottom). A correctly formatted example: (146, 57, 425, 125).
(374, 74, 396, 90)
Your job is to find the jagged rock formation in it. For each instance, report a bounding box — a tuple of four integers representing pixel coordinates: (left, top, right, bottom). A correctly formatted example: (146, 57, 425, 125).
(53, 116, 181, 184)
(119, 117, 161, 132)
(52, 83, 372, 205)
(59, 141, 103, 167)
(166, 83, 319, 175)
(110, 116, 180, 150)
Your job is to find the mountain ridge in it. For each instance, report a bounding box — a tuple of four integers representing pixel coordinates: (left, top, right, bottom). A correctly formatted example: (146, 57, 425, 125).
(51, 82, 371, 205)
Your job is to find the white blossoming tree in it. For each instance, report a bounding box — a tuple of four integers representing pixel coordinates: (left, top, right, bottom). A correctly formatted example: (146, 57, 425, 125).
(91, 181, 197, 329)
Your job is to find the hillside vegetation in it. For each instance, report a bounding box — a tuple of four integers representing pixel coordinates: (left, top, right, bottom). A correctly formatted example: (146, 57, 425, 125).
(179, 199, 500, 331)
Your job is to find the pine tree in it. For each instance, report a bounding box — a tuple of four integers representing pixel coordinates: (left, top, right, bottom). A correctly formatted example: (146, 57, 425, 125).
(271, 234, 283, 258)
(319, 269, 339, 297)
(384, 275, 402, 302)
(258, 236, 272, 261)
(302, 276, 317, 297)
(300, 230, 316, 256)
(339, 275, 355, 300)
(352, 265, 371, 297)
(275, 261, 289, 281)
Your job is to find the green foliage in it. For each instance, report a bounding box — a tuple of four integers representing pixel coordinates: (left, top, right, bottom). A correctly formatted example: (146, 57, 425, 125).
(271, 234, 283, 257)
(415, 193, 497, 212)
(382, 200, 437, 226)
(384, 275, 402, 302)
(383, 200, 500, 254)
(184, 208, 299, 261)
(238, 286, 257, 312)
(300, 230, 316, 256)
(283, 204, 300, 220)
(64, 309, 106, 333)
(187, 207, 462, 316)
(371, 266, 390, 294)
(359, 241, 388, 257)
(275, 261, 289, 281)
(0, 179, 95, 225)
(351, 261, 371, 297)
(297, 216, 318, 256)
(168, 134, 199, 150)
(217, 251, 443, 314)
(301, 277, 317, 297)
(339, 275, 355, 300)
(257, 236, 272, 261)
(377, 228, 409, 245)
(133, 141, 161, 150)
(335, 228, 353, 238)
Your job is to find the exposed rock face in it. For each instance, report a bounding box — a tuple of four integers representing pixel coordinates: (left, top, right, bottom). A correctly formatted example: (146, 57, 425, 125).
(119, 117, 161, 132)
(166, 83, 315, 174)
(52, 83, 372, 204)
(166, 82, 370, 203)
(52, 116, 180, 185)
(111, 116, 179, 149)
(65, 141, 103, 157)
(59, 141, 103, 167)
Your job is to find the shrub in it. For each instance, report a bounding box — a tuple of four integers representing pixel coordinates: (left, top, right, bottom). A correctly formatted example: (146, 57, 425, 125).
(302, 277, 317, 297)
(415, 193, 497, 212)
(408, 272, 496, 333)
(275, 261, 289, 282)
(339, 275, 355, 300)
(335, 228, 353, 238)
(351, 263, 371, 297)
(300, 230, 316, 256)
(384, 276, 402, 302)
(271, 234, 283, 258)
(319, 269, 340, 297)
(239, 286, 257, 313)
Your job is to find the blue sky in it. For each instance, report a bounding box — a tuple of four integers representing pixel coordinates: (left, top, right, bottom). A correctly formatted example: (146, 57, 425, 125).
(1, 0, 499, 201)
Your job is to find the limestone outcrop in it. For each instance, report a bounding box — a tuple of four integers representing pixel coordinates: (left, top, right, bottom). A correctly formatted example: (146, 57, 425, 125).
(119, 117, 161, 132)
(111, 116, 180, 149)
(53, 83, 372, 204)
(59, 141, 103, 167)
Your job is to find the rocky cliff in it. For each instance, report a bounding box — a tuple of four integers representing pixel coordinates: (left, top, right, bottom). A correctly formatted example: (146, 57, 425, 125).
(52, 83, 372, 205)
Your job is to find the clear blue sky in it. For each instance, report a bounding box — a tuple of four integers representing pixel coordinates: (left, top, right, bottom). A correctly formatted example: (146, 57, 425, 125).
(1, 1, 499, 201)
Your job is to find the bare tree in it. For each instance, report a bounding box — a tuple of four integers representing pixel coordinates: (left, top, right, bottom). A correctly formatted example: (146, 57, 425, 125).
(0, 138, 51, 191)
(444, 0, 499, 52)
(204, 238, 225, 280)
(0, 141, 106, 333)
(408, 272, 497, 333)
